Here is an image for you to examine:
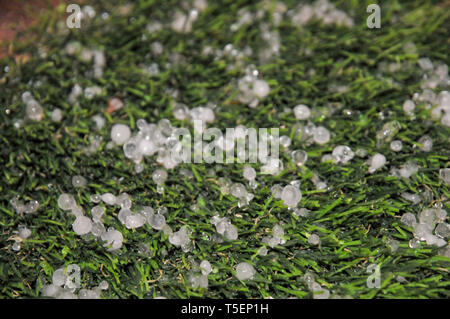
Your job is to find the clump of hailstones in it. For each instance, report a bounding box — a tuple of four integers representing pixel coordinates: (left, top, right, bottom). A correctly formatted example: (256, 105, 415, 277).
(262, 224, 285, 248)
(291, 0, 354, 28)
(22, 91, 43, 121)
(210, 215, 238, 241)
(41, 264, 109, 299)
(10, 196, 40, 215)
(235, 262, 256, 281)
(11, 225, 32, 252)
(230, 182, 254, 207)
(169, 226, 191, 252)
(400, 208, 448, 249)
(303, 272, 330, 299)
(236, 66, 270, 108)
(367, 153, 386, 174)
(188, 259, 212, 289)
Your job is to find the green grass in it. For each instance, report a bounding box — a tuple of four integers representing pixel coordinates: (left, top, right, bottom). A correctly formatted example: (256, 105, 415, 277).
(0, 0, 449, 299)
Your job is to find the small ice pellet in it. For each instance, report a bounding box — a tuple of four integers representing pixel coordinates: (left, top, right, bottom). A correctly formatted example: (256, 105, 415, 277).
(231, 183, 247, 199)
(72, 175, 87, 188)
(252, 79, 270, 99)
(148, 213, 166, 230)
(101, 193, 116, 205)
(332, 145, 354, 164)
(125, 213, 147, 229)
(101, 228, 123, 251)
(368, 153, 386, 173)
(235, 262, 256, 281)
(91, 205, 105, 221)
(18, 226, 32, 239)
(90, 194, 101, 203)
(72, 216, 93, 235)
(92, 114, 105, 130)
(308, 233, 320, 246)
(313, 126, 330, 145)
(110, 123, 131, 145)
(25, 200, 40, 214)
(26, 101, 44, 121)
(390, 140, 403, 152)
(281, 185, 302, 208)
(279, 135, 291, 148)
(440, 168, 450, 185)
(12, 241, 21, 251)
(52, 268, 68, 287)
(99, 280, 109, 290)
(402, 100, 415, 114)
(291, 150, 308, 166)
(51, 108, 63, 122)
(57, 194, 76, 211)
(243, 165, 256, 181)
(418, 135, 433, 152)
(293, 104, 311, 120)
(200, 260, 212, 276)
(152, 169, 168, 185)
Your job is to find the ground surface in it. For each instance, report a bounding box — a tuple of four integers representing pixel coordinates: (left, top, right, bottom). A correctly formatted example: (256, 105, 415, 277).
(0, 0, 449, 299)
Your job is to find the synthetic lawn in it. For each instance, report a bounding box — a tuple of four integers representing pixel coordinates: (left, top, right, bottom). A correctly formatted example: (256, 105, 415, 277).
(0, 0, 449, 299)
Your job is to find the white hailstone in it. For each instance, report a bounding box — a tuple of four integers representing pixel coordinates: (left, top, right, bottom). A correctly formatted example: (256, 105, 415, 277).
(90, 194, 101, 203)
(57, 194, 76, 211)
(125, 213, 147, 229)
(440, 168, 450, 184)
(235, 262, 256, 281)
(224, 224, 238, 240)
(402, 100, 415, 114)
(152, 169, 168, 185)
(231, 183, 247, 199)
(25, 200, 40, 214)
(18, 226, 31, 239)
(243, 165, 256, 181)
(90, 221, 106, 237)
(101, 193, 116, 205)
(51, 108, 63, 122)
(118, 208, 132, 224)
(12, 242, 21, 251)
(138, 139, 157, 156)
(148, 213, 166, 230)
(399, 161, 419, 178)
(252, 79, 270, 99)
(258, 247, 268, 256)
(70, 205, 84, 217)
(308, 234, 320, 246)
(189, 274, 209, 289)
(92, 114, 105, 130)
(311, 282, 330, 299)
(99, 280, 109, 290)
(281, 185, 302, 208)
(418, 58, 433, 71)
(261, 158, 283, 175)
(332, 145, 354, 164)
(110, 123, 131, 145)
(52, 268, 68, 287)
(26, 100, 44, 121)
(116, 193, 132, 209)
(84, 86, 102, 99)
(409, 238, 421, 249)
(271, 184, 283, 199)
(419, 209, 438, 228)
(313, 126, 331, 145)
(418, 135, 433, 152)
(41, 284, 61, 298)
(169, 227, 190, 248)
(293, 104, 311, 120)
(390, 140, 403, 152)
(134, 163, 144, 174)
(200, 260, 212, 276)
(400, 213, 417, 227)
(101, 228, 123, 251)
(72, 175, 87, 188)
(413, 223, 433, 241)
(400, 192, 421, 204)
(442, 113, 450, 127)
(279, 135, 291, 148)
(435, 223, 450, 238)
(291, 150, 308, 166)
(78, 289, 100, 299)
(435, 209, 447, 222)
(294, 208, 310, 218)
(91, 205, 104, 221)
(173, 103, 189, 120)
(72, 216, 93, 235)
(368, 153, 386, 173)
(387, 238, 399, 252)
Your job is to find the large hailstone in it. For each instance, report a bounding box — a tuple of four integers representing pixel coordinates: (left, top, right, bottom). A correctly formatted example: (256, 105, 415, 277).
(72, 216, 93, 235)
(281, 185, 302, 208)
(110, 123, 131, 145)
(235, 262, 256, 281)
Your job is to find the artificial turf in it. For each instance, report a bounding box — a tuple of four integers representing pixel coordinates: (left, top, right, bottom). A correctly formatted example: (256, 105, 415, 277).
(0, 0, 449, 299)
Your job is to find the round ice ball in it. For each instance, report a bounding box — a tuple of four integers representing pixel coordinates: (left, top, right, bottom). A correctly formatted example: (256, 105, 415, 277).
(110, 123, 131, 145)
(252, 79, 270, 99)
